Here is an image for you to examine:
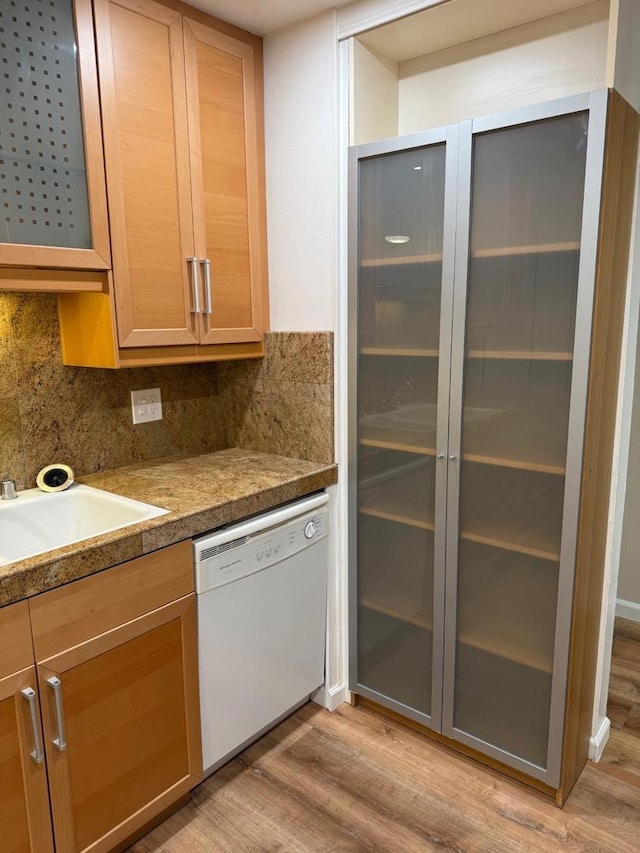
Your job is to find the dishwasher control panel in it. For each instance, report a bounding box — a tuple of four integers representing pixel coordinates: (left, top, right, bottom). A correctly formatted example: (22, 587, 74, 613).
(194, 495, 329, 594)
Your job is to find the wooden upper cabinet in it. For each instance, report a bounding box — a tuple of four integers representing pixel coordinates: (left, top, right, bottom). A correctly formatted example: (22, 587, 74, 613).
(95, 0, 199, 347)
(91, 0, 268, 351)
(184, 19, 267, 346)
(0, 0, 110, 282)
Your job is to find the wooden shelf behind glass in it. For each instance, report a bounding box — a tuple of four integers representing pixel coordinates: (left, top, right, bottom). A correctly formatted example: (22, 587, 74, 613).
(359, 241, 580, 270)
(360, 347, 572, 361)
(471, 241, 580, 258)
(359, 429, 436, 456)
(360, 253, 442, 268)
(359, 508, 560, 563)
(359, 591, 553, 672)
(358, 431, 565, 476)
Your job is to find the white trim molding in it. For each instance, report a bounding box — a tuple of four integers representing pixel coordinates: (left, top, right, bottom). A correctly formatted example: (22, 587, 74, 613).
(616, 597, 640, 622)
(337, 0, 451, 40)
(312, 683, 350, 711)
(589, 716, 611, 761)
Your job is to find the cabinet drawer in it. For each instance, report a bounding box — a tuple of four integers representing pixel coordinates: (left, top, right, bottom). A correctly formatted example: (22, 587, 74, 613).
(29, 541, 193, 660)
(0, 601, 33, 678)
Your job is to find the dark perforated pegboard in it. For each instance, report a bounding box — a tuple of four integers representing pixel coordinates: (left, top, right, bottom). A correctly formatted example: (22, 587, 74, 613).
(0, 0, 91, 248)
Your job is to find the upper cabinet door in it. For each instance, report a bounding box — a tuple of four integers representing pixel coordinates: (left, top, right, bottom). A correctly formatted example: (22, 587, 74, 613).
(94, 0, 199, 347)
(0, 0, 110, 271)
(184, 19, 268, 346)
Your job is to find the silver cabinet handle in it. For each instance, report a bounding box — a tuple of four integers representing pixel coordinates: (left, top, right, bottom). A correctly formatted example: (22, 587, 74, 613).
(188, 257, 201, 314)
(21, 687, 45, 763)
(436, 453, 445, 460)
(202, 258, 213, 315)
(47, 676, 67, 751)
(448, 454, 458, 461)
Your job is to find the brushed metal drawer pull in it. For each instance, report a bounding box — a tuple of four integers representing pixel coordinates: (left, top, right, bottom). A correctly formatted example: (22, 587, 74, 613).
(21, 687, 45, 763)
(47, 676, 67, 751)
(188, 257, 201, 314)
(202, 258, 213, 315)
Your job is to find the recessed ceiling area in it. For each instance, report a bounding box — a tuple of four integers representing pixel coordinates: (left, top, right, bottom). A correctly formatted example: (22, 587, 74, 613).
(184, 0, 355, 35)
(357, 0, 607, 63)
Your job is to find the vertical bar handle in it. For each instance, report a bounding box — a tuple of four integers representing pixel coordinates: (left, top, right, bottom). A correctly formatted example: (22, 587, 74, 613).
(188, 257, 201, 314)
(46, 676, 67, 751)
(21, 687, 45, 763)
(201, 258, 213, 315)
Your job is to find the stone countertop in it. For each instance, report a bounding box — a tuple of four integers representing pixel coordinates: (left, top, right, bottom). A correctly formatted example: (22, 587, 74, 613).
(0, 448, 338, 607)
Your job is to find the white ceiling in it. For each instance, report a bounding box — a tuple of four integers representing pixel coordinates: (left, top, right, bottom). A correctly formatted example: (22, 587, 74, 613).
(185, 0, 355, 36)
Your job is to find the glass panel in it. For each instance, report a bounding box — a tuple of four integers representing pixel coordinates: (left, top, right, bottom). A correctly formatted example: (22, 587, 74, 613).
(356, 144, 446, 717)
(0, 0, 92, 248)
(453, 113, 588, 766)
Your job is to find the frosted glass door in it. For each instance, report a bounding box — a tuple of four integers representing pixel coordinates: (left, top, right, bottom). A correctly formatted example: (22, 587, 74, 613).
(355, 142, 448, 721)
(448, 113, 589, 769)
(0, 0, 109, 270)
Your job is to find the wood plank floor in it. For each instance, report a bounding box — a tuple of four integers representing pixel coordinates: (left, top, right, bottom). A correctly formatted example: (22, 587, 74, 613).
(130, 694, 640, 851)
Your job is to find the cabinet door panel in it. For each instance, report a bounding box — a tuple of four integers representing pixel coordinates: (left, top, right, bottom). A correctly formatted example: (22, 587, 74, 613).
(0, 0, 110, 273)
(39, 595, 201, 853)
(184, 20, 267, 345)
(95, 0, 198, 347)
(444, 111, 590, 780)
(0, 668, 54, 853)
(353, 139, 453, 727)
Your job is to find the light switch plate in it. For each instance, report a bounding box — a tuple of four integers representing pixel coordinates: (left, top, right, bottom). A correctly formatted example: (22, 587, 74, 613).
(131, 388, 162, 424)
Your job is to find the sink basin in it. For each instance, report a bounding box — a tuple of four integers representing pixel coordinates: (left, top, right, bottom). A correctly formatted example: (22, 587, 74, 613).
(0, 484, 169, 567)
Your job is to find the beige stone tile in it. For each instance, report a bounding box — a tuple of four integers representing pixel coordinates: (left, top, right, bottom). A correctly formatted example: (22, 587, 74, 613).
(266, 331, 333, 384)
(0, 397, 26, 487)
(0, 312, 17, 398)
(236, 380, 334, 464)
(3, 292, 60, 341)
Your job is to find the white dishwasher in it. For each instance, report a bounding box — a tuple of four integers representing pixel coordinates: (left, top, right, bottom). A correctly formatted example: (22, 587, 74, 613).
(193, 491, 329, 776)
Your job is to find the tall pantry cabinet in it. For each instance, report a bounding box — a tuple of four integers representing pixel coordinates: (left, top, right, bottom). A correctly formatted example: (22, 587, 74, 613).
(348, 89, 639, 802)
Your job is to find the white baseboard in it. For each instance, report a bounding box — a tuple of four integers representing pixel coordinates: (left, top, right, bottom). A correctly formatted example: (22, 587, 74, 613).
(616, 598, 640, 622)
(589, 716, 611, 761)
(312, 682, 349, 711)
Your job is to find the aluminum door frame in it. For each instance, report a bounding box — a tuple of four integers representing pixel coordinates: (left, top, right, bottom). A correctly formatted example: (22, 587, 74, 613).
(441, 89, 609, 787)
(348, 124, 459, 731)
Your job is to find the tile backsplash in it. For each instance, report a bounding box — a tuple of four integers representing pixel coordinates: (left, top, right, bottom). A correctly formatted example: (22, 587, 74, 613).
(0, 293, 333, 488)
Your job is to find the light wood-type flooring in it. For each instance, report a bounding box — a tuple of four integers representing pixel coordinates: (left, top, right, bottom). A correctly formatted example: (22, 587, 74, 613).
(130, 623, 640, 853)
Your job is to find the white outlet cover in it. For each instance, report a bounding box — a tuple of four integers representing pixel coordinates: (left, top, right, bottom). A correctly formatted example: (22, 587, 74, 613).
(131, 388, 163, 424)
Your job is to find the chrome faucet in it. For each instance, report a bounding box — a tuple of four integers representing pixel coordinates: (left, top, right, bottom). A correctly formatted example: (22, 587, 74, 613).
(381, 380, 415, 412)
(1, 475, 18, 500)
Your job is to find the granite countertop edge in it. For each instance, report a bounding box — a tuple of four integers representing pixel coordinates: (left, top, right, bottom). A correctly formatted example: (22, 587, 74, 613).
(0, 448, 338, 608)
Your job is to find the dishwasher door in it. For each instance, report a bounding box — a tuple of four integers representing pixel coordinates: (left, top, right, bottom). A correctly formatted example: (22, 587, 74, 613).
(194, 493, 329, 776)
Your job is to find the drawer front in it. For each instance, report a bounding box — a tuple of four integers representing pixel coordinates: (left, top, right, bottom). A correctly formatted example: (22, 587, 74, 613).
(0, 600, 33, 677)
(29, 541, 193, 660)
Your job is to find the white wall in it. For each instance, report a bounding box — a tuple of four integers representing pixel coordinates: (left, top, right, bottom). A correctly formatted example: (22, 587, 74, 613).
(398, 2, 608, 132)
(609, 0, 640, 110)
(263, 11, 338, 332)
(615, 310, 640, 619)
(590, 155, 640, 759)
(352, 41, 398, 144)
(264, 12, 349, 711)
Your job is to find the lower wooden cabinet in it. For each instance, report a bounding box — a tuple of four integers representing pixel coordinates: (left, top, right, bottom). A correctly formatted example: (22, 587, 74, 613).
(0, 603, 54, 853)
(0, 541, 202, 853)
